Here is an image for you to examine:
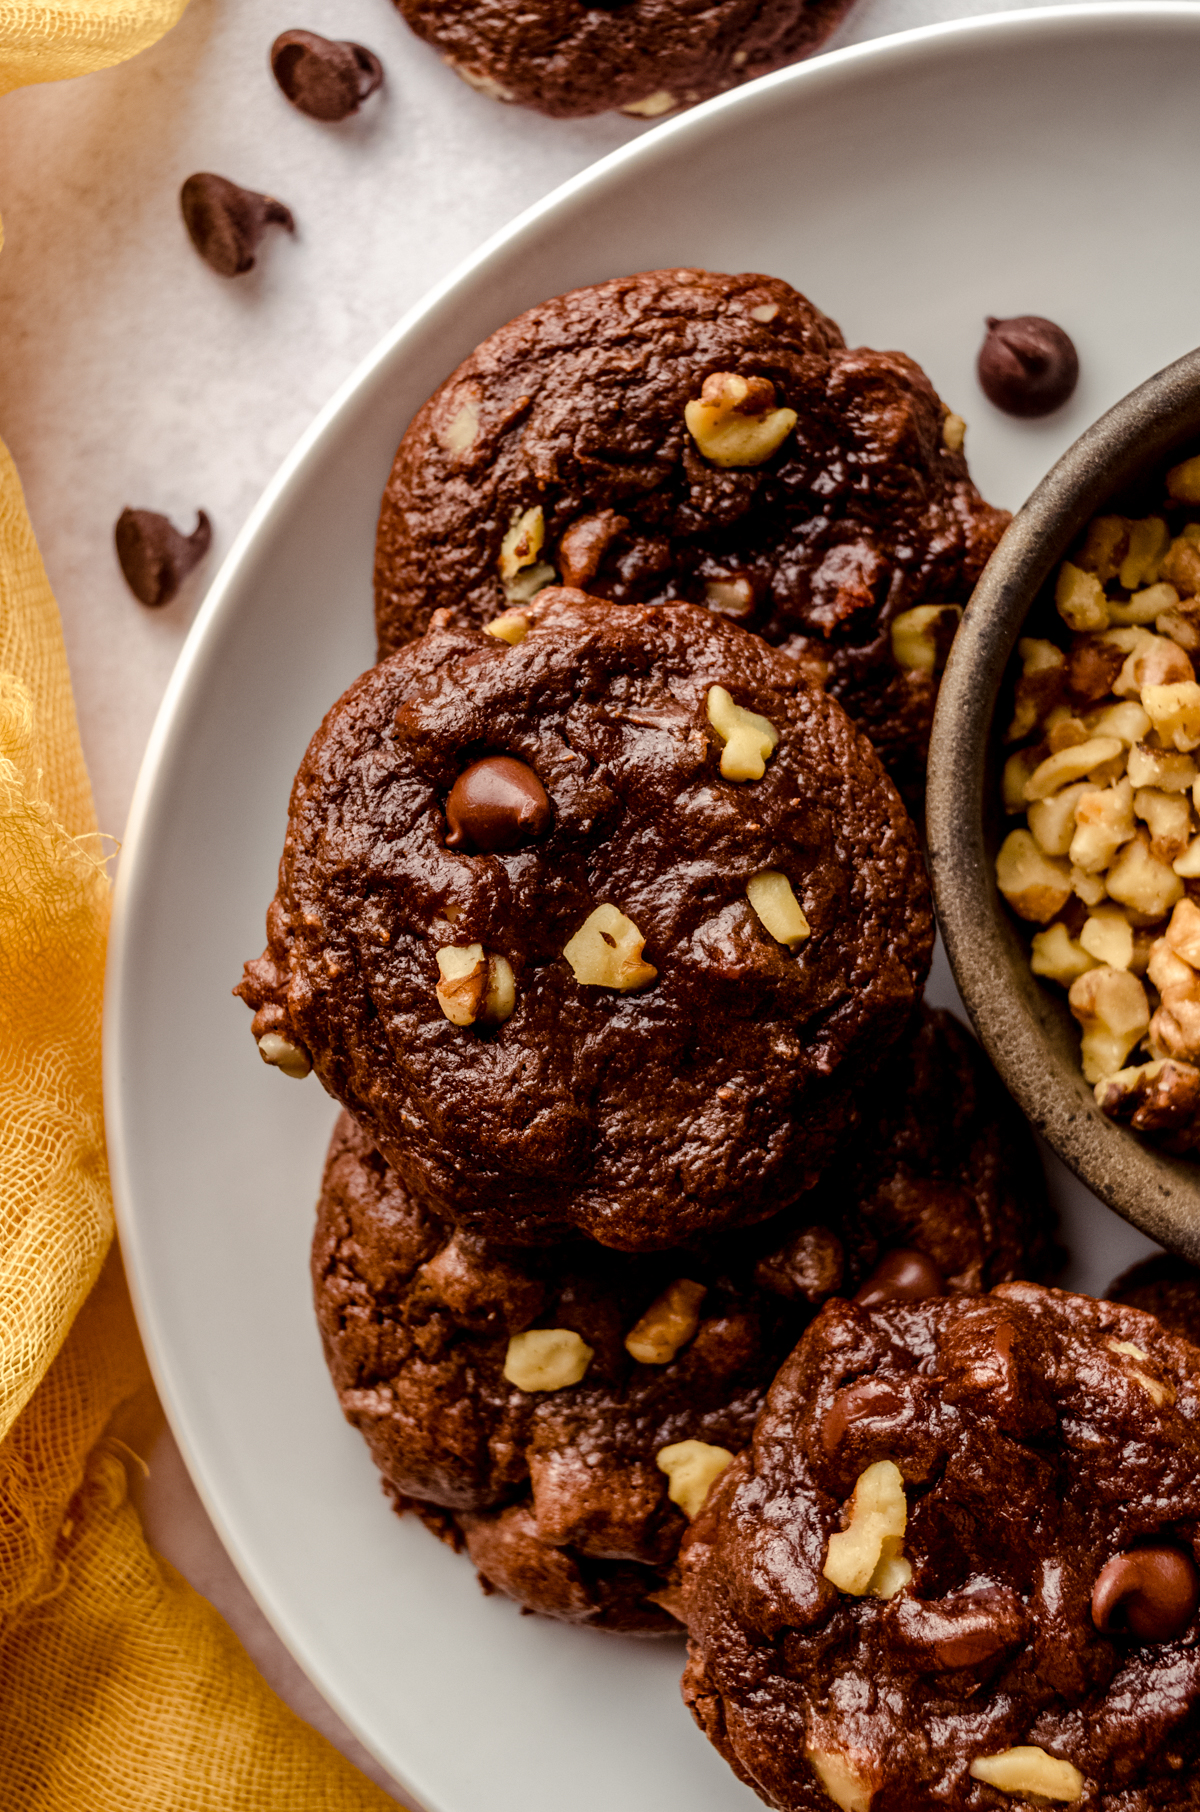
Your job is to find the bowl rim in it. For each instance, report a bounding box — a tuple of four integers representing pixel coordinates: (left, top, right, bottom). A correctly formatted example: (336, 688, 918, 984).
(928, 342, 1200, 1261)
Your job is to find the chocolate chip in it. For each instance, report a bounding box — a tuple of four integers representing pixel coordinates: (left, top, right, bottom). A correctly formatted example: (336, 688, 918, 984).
(1091, 1544, 1200, 1641)
(820, 1376, 909, 1457)
(854, 1249, 944, 1308)
(270, 30, 384, 122)
(977, 315, 1079, 418)
(557, 510, 628, 589)
(180, 174, 294, 278)
(114, 508, 212, 607)
(445, 757, 552, 853)
(886, 1586, 1029, 1674)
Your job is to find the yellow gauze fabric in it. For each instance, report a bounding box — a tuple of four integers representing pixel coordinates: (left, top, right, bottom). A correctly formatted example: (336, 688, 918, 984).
(0, 11, 396, 1808)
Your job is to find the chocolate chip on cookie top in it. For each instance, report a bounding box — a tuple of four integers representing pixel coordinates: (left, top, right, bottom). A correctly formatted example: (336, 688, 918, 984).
(680, 1283, 1200, 1811)
(390, 0, 852, 120)
(374, 269, 1008, 812)
(312, 1015, 1053, 1632)
(238, 591, 931, 1250)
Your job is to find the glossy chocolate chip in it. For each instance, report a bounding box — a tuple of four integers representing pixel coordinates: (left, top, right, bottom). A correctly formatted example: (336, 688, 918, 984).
(270, 30, 384, 122)
(445, 757, 552, 852)
(854, 1248, 944, 1308)
(1091, 1544, 1200, 1641)
(820, 1376, 909, 1457)
(977, 315, 1079, 419)
(887, 1586, 1029, 1673)
(180, 173, 294, 277)
(114, 508, 212, 607)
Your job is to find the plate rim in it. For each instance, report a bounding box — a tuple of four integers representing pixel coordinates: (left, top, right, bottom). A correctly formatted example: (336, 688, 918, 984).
(103, 1, 1200, 1794)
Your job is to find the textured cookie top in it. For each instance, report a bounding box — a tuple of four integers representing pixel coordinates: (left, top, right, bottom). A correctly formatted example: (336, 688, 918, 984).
(239, 593, 932, 1249)
(680, 1284, 1200, 1811)
(1109, 1253, 1200, 1350)
(313, 1008, 1053, 1631)
(392, 0, 852, 120)
(374, 269, 1008, 808)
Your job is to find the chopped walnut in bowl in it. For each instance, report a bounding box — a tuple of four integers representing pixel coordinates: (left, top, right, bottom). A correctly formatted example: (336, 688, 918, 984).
(996, 453, 1200, 1151)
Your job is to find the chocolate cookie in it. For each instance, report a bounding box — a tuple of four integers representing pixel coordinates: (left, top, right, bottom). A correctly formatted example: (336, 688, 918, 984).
(313, 1008, 1056, 1633)
(681, 1283, 1200, 1810)
(1109, 1253, 1200, 1350)
(373, 270, 1009, 812)
(391, 0, 851, 120)
(238, 591, 932, 1250)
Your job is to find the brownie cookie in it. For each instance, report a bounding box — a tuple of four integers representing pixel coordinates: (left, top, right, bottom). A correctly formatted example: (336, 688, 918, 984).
(238, 592, 932, 1250)
(681, 1283, 1200, 1810)
(391, 0, 852, 120)
(313, 1008, 1056, 1633)
(1109, 1253, 1200, 1350)
(373, 270, 1009, 811)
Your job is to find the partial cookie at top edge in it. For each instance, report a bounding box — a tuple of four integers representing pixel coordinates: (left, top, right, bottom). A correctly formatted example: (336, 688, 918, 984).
(391, 0, 853, 120)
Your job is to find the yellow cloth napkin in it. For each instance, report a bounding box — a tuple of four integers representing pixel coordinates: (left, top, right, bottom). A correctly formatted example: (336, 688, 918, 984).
(0, 9, 395, 1806)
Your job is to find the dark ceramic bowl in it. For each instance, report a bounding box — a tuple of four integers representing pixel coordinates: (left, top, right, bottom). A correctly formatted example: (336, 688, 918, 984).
(927, 347, 1200, 1261)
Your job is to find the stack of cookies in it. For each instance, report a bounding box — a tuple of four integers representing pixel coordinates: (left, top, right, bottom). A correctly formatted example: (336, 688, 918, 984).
(236, 270, 1200, 1806)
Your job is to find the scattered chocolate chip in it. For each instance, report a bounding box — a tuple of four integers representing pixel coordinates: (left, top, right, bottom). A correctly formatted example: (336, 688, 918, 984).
(445, 757, 552, 852)
(977, 315, 1079, 418)
(180, 173, 294, 278)
(114, 508, 212, 607)
(1091, 1544, 1200, 1641)
(854, 1248, 944, 1308)
(270, 30, 384, 122)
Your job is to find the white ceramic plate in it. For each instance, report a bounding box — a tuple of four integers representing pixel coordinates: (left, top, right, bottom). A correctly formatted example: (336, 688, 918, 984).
(107, 7, 1200, 1805)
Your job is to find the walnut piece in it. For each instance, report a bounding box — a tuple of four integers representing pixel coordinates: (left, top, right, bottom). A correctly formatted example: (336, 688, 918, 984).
(256, 1031, 311, 1078)
(655, 1439, 734, 1520)
(498, 505, 544, 581)
(969, 1747, 1084, 1802)
(484, 609, 530, 646)
(1068, 965, 1150, 1082)
(1079, 905, 1133, 970)
(890, 604, 962, 672)
(1105, 829, 1183, 920)
(1023, 737, 1124, 801)
(1134, 785, 1192, 862)
(435, 944, 515, 1027)
(823, 1459, 911, 1598)
(1006, 637, 1065, 740)
(1126, 740, 1197, 791)
(621, 88, 675, 116)
(684, 372, 798, 468)
(1027, 782, 1088, 857)
(1142, 679, 1200, 751)
(706, 684, 779, 780)
(746, 871, 811, 947)
(805, 1750, 874, 1812)
(1107, 1336, 1176, 1406)
(1068, 777, 1135, 874)
(1147, 899, 1200, 1061)
(1096, 1056, 1200, 1136)
(1030, 922, 1096, 985)
(1167, 454, 1200, 505)
(563, 904, 656, 991)
(503, 1328, 593, 1392)
(995, 830, 1072, 922)
(625, 1279, 706, 1364)
(1056, 561, 1108, 631)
